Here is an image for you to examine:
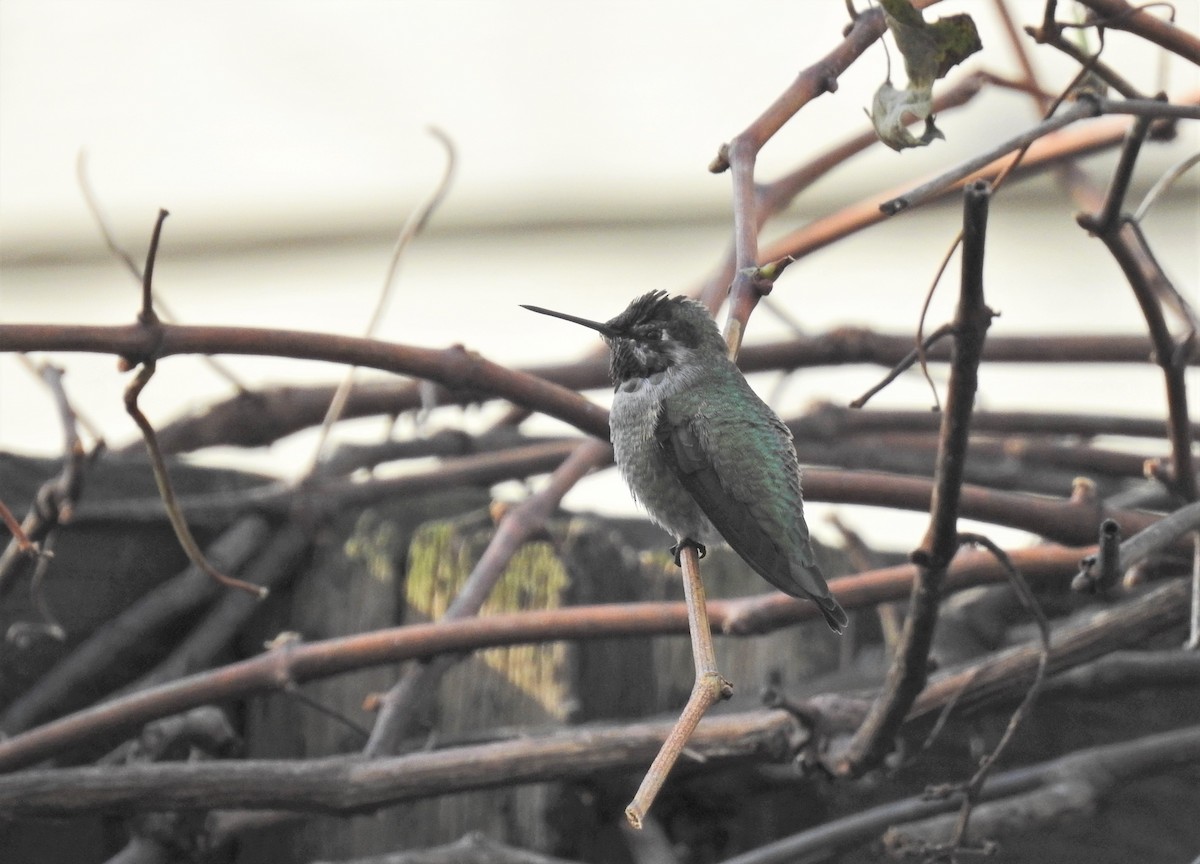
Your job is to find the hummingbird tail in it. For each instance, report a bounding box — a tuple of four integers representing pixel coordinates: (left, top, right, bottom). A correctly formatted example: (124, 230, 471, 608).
(817, 595, 849, 635)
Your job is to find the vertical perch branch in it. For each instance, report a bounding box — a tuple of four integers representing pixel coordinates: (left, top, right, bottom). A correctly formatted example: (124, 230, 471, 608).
(626, 543, 732, 828)
(837, 180, 995, 778)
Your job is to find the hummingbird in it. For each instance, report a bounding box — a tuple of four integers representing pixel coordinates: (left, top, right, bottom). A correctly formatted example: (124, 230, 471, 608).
(522, 291, 847, 633)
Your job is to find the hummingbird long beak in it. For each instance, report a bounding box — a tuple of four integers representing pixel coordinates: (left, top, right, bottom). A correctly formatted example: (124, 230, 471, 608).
(521, 304, 618, 338)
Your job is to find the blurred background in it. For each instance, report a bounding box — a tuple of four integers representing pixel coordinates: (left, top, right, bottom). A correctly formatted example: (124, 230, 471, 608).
(1, 0, 1197, 548)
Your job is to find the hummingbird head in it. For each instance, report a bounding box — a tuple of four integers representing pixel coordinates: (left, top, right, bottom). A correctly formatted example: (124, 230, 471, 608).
(522, 291, 727, 389)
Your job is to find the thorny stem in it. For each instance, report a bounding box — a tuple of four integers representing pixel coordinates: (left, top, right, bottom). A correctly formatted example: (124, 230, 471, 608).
(626, 543, 732, 828)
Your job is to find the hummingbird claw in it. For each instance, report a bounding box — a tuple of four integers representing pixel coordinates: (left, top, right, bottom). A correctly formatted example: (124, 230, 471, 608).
(670, 538, 707, 566)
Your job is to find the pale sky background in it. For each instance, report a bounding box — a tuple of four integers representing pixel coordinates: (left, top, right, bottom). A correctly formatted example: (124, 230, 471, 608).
(1, 1, 1197, 548)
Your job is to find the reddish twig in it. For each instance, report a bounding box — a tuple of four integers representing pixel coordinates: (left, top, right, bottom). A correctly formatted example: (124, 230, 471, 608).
(0, 322, 611, 441)
(625, 544, 732, 828)
(2, 322, 1179, 456)
(0, 542, 1092, 774)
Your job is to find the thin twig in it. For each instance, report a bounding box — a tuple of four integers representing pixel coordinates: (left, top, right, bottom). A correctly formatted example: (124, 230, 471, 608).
(123, 211, 265, 599)
(1023, 2, 1145, 102)
(77, 152, 250, 393)
(124, 362, 265, 598)
(1133, 150, 1200, 222)
(1074, 0, 1200, 64)
(927, 533, 1051, 859)
(307, 128, 457, 474)
(626, 544, 733, 828)
(902, 58, 1120, 416)
(851, 322, 954, 409)
(0, 500, 32, 553)
(880, 97, 1197, 216)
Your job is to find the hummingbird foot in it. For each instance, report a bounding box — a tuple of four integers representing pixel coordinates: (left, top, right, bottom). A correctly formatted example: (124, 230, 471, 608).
(670, 538, 707, 566)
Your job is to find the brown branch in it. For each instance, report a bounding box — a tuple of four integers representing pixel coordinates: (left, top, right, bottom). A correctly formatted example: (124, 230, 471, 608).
(1041, 648, 1200, 697)
(836, 181, 995, 778)
(0, 323, 611, 441)
(1077, 113, 1198, 503)
(790, 404, 1198, 442)
(1074, 0, 1200, 64)
(67, 458, 1169, 552)
(755, 106, 1169, 267)
(0, 542, 1091, 774)
(65, 456, 1171, 557)
(2, 322, 1176, 457)
(712, 4, 892, 354)
(3, 578, 1194, 816)
(906, 577, 1189, 725)
(0, 710, 804, 815)
(124, 360, 265, 599)
(697, 69, 988, 313)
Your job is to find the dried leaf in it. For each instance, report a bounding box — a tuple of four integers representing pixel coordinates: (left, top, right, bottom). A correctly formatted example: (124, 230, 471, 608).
(868, 81, 945, 152)
(870, 1, 980, 151)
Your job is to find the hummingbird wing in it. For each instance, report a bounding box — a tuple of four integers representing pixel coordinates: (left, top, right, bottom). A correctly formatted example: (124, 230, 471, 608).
(655, 397, 847, 633)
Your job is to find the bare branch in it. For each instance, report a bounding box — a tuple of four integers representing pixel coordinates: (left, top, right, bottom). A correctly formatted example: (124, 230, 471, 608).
(837, 180, 995, 778)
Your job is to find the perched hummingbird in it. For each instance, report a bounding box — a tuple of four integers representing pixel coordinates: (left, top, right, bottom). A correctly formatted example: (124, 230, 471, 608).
(523, 291, 847, 633)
